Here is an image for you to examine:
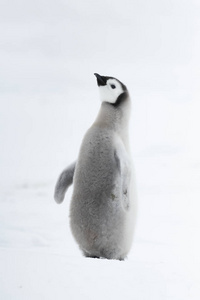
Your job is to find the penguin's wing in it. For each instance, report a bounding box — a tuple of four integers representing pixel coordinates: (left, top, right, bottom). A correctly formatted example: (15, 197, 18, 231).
(54, 161, 76, 204)
(114, 148, 131, 211)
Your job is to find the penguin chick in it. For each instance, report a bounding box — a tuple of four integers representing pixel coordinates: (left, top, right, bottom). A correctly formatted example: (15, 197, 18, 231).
(54, 73, 136, 260)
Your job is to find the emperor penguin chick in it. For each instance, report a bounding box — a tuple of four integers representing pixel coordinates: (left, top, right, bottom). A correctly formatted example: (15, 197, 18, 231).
(54, 73, 136, 260)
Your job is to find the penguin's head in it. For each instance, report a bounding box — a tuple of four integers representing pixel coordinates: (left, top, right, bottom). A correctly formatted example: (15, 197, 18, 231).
(94, 73, 128, 105)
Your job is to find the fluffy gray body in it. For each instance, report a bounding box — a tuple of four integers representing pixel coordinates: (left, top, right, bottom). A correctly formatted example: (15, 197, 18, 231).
(54, 74, 136, 260)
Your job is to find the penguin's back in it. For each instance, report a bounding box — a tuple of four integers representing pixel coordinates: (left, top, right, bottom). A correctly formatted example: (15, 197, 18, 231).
(74, 126, 117, 194)
(70, 125, 132, 259)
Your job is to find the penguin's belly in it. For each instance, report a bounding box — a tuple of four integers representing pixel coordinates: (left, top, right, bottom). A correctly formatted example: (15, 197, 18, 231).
(69, 130, 132, 259)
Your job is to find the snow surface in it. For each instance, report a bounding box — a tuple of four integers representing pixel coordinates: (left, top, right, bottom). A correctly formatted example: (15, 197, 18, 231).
(1, 0, 200, 299)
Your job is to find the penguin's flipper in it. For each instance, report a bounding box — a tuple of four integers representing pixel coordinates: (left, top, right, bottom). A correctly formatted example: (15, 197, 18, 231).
(54, 161, 76, 204)
(114, 149, 131, 211)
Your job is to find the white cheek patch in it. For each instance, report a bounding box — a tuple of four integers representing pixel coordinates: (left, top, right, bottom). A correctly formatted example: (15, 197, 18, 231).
(99, 86, 116, 104)
(98, 79, 124, 104)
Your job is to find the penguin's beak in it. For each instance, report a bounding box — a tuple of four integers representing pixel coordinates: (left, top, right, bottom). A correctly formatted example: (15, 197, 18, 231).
(94, 73, 106, 86)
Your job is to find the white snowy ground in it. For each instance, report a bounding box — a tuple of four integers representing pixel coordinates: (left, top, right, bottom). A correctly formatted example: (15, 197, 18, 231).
(1, 1, 200, 299)
(1, 93, 200, 300)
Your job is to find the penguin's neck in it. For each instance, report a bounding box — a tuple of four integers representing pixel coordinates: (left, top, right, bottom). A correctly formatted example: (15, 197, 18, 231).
(94, 95, 131, 146)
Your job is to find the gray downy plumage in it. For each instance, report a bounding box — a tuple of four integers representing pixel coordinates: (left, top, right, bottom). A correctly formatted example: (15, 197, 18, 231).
(54, 73, 137, 260)
(54, 161, 76, 204)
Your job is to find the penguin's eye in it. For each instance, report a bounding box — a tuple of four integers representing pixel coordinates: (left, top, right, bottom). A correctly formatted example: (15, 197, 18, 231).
(110, 84, 116, 89)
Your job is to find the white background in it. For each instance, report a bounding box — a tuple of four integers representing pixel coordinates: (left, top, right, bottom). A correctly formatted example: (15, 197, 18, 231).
(0, 1, 200, 299)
